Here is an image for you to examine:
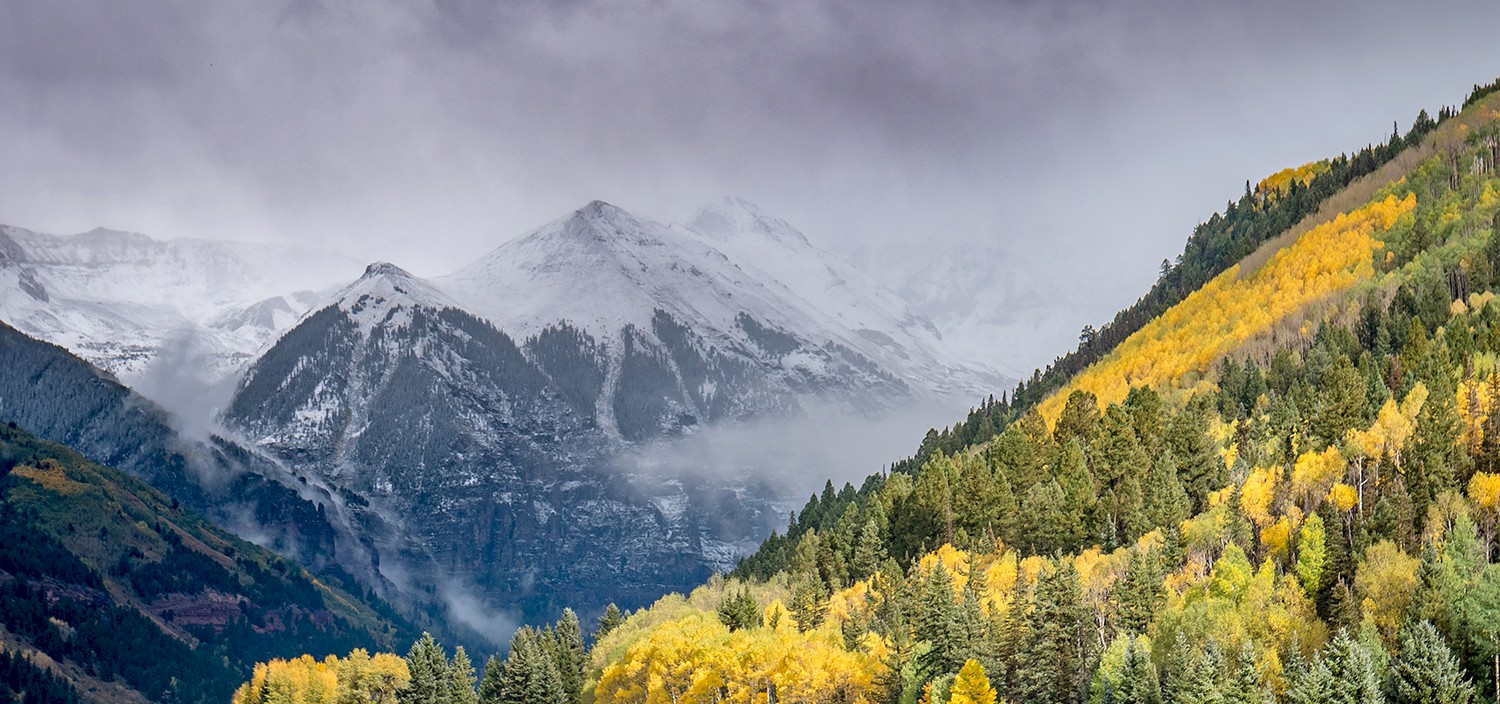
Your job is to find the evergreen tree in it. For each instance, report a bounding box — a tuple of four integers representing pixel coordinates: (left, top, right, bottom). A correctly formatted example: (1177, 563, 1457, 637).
(1143, 452, 1191, 532)
(1115, 549, 1166, 636)
(717, 586, 762, 632)
(1172, 639, 1224, 704)
(958, 565, 995, 671)
(790, 576, 830, 633)
(1223, 642, 1267, 704)
(1020, 479, 1072, 555)
(595, 603, 624, 640)
(477, 655, 504, 704)
(1410, 367, 1466, 518)
(1056, 441, 1100, 549)
(1055, 391, 1103, 448)
(1016, 560, 1089, 704)
(551, 609, 586, 704)
(1284, 646, 1334, 704)
(872, 561, 917, 704)
(1388, 620, 1473, 704)
(496, 628, 564, 704)
(852, 518, 885, 580)
(916, 563, 966, 677)
(1323, 630, 1383, 704)
(1160, 632, 1194, 700)
(1164, 399, 1224, 512)
(447, 647, 478, 704)
(1113, 640, 1161, 704)
(400, 633, 451, 704)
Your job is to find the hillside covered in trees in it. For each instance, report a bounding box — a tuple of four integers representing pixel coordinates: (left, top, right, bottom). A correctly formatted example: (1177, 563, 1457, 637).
(0, 423, 418, 704)
(233, 80, 1500, 704)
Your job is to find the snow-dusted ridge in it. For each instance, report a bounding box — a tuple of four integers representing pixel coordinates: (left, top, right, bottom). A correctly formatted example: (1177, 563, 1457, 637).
(0, 224, 360, 381)
(437, 199, 1002, 404)
(0, 200, 1003, 405)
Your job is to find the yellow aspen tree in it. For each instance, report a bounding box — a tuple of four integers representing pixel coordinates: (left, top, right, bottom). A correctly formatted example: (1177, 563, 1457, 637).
(949, 659, 999, 704)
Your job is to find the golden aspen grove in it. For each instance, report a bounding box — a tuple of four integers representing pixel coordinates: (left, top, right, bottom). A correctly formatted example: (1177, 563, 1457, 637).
(233, 83, 1500, 704)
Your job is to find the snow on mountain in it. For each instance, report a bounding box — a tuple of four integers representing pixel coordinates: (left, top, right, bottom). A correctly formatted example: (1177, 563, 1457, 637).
(679, 196, 1004, 397)
(437, 200, 1001, 421)
(439, 201, 800, 342)
(0, 224, 359, 381)
(222, 257, 784, 624)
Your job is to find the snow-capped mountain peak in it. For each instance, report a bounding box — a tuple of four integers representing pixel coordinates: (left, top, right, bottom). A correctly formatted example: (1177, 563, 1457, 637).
(329, 261, 460, 335)
(439, 200, 752, 343)
(686, 196, 813, 250)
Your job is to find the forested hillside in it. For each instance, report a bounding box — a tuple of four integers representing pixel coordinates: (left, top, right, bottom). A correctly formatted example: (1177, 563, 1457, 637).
(233, 81, 1500, 704)
(0, 424, 417, 704)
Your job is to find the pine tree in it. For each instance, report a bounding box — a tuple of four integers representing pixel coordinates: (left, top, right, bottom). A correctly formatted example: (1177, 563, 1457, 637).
(477, 655, 504, 704)
(595, 604, 624, 640)
(1172, 639, 1223, 704)
(1055, 440, 1100, 549)
(1143, 452, 1191, 533)
(1222, 642, 1266, 704)
(1020, 479, 1071, 555)
(447, 647, 478, 704)
(852, 518, 885, 580)
(551, 609, 586, 704)
(1160, 631, 1195, 699)
(1283, 646, 1333, 704)
(496, 628, 564, 704)
(872, 561, 916, 704)
(400, 633, 451, 704)
(790, 577, 830, 633)
(916, 564, 965, 677)
(1323, 630, 1382, 704)
(1016, 560, 1089, 704)
(1164, 399, 1224, 512)
(1388, 620, 1474, 704)
(1113, 640, 1161, 704)
(958, 565, 995, 671)
(949, 659, 999, 704)
(1115, 549, 1165, 636)
(717, 586, 762, 632)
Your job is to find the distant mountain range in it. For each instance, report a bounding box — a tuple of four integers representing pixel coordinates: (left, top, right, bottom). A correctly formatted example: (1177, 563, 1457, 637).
(0, 199, 1005, 630)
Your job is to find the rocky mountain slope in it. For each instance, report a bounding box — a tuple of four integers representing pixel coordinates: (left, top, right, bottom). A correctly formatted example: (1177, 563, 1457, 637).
(221, 259, 794, 626)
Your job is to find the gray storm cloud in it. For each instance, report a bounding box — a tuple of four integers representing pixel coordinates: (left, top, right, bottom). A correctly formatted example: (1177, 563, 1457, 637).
(2, 0, 1499, 369)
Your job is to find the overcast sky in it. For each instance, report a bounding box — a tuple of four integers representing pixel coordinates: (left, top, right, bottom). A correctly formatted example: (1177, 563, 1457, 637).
(3, 1, 1499, 371)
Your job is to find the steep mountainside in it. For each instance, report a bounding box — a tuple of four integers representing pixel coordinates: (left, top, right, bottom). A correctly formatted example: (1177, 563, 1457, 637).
(0, 225, 355, 381)
(0, 320, 348, 572)
(0, 423, 417, 704)
(222, 262, 788, 626)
